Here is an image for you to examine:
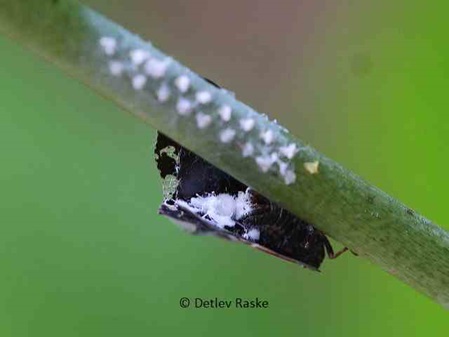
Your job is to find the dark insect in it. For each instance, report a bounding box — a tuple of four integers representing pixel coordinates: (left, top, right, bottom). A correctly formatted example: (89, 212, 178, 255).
(155, 131, 346, 271)
(154, 77, 346, 271)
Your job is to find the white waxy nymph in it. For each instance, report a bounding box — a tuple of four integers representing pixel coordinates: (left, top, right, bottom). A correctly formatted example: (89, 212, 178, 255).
(144, 58, 170, 78)
(132, 74, 147, 90)
(220, 128, 236, 143)
(241, 143, 254, 157)
(196, 91, 212, 104)
(284, 170, 297, 185)
(108, 61, 124, 76)
(130, 49, 150, 66)
(278, 161, 288, 175)
(255, 155, 276, 173)
(156, 84, 171, 102)
(176, 98, 193, 116)
(174, 75, 190, 93)
(99, 37, 117, 55)
(260, 129, 275, 145)
(279, 143, 298, 159)
(239, 118, 255, 132)
(218, 105, 232, 122)
(196, 112, 212, 129)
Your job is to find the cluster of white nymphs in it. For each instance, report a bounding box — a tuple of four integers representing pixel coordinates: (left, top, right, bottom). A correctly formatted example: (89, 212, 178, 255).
(99, 36, 301, 185)
(175, 189, 260, 242)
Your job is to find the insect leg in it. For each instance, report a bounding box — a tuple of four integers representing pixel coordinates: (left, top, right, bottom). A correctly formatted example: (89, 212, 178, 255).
(323, 236, 349, 259)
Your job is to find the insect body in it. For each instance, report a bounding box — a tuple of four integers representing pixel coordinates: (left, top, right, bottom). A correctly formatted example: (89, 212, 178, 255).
(155, 132, 343, 271)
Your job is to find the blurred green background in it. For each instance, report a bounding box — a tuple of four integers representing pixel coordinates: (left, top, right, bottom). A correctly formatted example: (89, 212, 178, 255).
(1, 0, 448, 336)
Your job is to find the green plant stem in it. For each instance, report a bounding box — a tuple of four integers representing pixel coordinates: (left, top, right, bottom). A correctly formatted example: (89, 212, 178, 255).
(1, 0, 449, 308)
